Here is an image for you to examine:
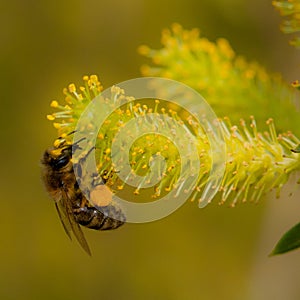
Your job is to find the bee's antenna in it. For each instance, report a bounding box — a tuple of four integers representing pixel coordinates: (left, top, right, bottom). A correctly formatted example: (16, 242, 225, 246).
(67, 130, 77, 136)
(72, 137, 87, 152)
(73, 137, 86, 146)
(86, 146, 96, 157)
(56, 130, 77, 141)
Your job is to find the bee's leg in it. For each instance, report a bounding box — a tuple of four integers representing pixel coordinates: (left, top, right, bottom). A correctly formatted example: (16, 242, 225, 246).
(80, 197, 88, 208)
(74, 145, 95, 161)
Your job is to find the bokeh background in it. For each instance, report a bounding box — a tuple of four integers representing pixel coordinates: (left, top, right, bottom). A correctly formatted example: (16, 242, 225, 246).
(1, 0, 300, 299)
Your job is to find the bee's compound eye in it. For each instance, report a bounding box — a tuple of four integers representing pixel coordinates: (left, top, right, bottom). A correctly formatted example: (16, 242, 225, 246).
(54, 156, 69, 169)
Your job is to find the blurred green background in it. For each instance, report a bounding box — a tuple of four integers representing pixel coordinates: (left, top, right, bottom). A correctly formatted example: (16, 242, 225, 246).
(1, 0, 300, 299)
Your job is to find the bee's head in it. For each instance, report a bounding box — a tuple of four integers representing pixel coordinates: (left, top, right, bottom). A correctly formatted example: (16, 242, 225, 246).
(42, 134, 86, 170)
(43, 141, 72, 170)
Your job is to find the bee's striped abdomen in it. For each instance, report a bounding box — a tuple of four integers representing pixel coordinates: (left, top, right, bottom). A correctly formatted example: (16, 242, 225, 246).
(73, 204, 125, 231)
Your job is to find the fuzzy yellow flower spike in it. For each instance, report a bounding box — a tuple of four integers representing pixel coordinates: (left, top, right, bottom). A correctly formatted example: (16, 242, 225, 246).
(273, 0, 300, 47)
(139, 23, 299, 135)
(48, 74, 300, 207)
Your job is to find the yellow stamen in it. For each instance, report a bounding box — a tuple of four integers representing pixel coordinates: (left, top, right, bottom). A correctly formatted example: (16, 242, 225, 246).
(68, 84, 76, 93)
(47, 114, 55, 121)
(50, 100, 59, 108)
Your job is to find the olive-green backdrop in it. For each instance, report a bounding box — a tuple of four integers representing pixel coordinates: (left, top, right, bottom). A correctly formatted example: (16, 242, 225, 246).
(1, 1, 300, 299)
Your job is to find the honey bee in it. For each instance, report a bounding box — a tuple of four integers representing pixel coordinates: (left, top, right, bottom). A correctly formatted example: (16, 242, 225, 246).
(41, 134, 125, 255)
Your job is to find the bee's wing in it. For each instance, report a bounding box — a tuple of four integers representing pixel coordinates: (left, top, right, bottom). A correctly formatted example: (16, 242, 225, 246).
(55, 201, 72, 240)
(55, 190, 92, 256)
